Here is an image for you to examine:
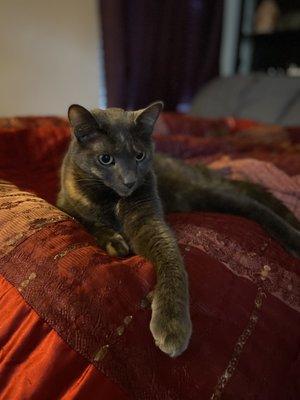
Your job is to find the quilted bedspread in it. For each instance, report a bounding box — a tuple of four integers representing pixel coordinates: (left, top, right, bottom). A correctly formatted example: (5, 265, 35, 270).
(0, 113, 299, 400)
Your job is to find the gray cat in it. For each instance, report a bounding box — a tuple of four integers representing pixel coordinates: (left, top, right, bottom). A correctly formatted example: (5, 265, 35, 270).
(57, 102, 300, 357)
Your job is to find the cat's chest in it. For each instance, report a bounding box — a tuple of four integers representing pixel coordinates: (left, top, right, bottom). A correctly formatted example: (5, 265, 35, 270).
(97, 199, 123, 231)
(113, 200, 123, 230)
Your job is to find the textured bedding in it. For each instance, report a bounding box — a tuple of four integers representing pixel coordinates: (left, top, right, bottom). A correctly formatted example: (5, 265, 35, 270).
(0, 114, 299, 399)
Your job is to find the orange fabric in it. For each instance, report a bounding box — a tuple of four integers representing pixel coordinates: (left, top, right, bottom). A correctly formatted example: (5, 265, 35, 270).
(0, 276, 128, 400)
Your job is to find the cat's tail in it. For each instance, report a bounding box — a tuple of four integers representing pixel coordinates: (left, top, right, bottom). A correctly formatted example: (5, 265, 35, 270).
(188, 186, 300, 258)
(155, 155, 299, 257)
(160, 179, 300, 258)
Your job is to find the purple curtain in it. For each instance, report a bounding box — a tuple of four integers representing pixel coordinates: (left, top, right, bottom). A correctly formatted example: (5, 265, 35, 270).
(100, 0, 223, 111)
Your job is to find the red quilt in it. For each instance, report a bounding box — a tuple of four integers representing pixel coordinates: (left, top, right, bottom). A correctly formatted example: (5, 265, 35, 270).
(0, 114, 299, 399)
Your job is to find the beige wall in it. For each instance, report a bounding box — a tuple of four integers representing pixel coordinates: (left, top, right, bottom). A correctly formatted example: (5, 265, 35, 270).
(0, 0, 101, 117)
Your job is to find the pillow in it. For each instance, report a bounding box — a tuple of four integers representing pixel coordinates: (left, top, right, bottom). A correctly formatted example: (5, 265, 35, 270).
(190, 74, 300, 125)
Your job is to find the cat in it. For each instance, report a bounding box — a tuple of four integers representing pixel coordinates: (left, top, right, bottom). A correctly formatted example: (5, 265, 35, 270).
(57, 102, 300, 357)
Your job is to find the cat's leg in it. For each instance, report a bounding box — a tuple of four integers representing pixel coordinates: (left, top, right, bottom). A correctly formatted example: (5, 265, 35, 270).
(117, 195, 192, 357)
(57, 197, 130, 257)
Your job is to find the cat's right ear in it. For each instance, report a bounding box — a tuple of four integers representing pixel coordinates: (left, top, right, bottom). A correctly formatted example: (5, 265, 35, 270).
(134, 101, 164, 135)
(68, 104, 99, 143)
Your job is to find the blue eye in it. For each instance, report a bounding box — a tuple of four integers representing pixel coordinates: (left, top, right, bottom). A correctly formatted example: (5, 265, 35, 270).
(99, 154, 114, 165)
(135, 152, 145, 162)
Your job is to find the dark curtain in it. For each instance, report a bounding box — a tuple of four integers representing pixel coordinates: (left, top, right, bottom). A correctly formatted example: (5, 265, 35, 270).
(100, 0, 223, 111)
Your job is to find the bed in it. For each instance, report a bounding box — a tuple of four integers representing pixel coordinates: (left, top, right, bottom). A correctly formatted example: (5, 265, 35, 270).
(0, 113, 299, 399)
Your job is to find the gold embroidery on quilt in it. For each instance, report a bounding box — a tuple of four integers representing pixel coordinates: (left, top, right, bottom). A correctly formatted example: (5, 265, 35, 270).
(93, 344, 110, 362)
(210, 287, 266, 400)
(18, 272, 37, 292)
(91, 287, 153, 365)
(53, 242, 91, 261)
(0, 192, 37, 199)
(116, 325, 125, 336)
(116, 315, 133, 337)
(29, 215, 67, 229)
(124, 315, 133, 325)
(6, 232, 24, 247)
(1, 215, 70, 255)
(177, 225, 300, 312)
(93, 315, 134, 362)
(116, 315, 133, 336)
(260, 264, 271, 280)
(0, 198, 45, 210)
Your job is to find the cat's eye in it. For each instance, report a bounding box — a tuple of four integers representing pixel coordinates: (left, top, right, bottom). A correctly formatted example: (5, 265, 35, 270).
(99, 154, 115, 165)
(135, 152, 145, 162)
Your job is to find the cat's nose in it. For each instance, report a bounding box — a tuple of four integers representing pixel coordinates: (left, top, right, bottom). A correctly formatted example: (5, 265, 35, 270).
(124, 180, 136, 189)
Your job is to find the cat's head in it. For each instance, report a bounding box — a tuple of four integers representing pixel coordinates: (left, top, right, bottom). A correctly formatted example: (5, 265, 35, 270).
(67, 102, 163, 197)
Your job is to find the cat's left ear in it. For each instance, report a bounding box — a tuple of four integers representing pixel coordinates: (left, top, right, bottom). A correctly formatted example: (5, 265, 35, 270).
(134, 101, 164, 134)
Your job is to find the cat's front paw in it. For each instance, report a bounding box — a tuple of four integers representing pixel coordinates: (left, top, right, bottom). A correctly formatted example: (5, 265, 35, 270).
(105, 233, 130, 257)
(150, 301, 192, 358)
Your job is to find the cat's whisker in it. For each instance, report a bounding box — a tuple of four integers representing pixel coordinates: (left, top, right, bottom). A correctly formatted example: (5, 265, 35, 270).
(75, 178, 100, 182)
(76, 181, 100, 188)
(75, 178, 102, 185)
